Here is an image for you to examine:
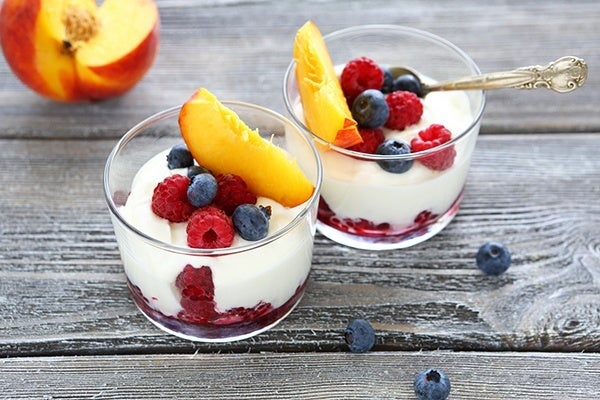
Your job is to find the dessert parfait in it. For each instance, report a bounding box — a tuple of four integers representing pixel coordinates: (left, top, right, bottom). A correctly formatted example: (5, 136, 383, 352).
(104, 88, 322, 341)
(284, 22, 485, 250)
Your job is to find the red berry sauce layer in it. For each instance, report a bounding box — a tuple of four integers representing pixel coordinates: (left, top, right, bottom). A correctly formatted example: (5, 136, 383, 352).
(317, 193, 463, 242)
(127, 268, 308, 340)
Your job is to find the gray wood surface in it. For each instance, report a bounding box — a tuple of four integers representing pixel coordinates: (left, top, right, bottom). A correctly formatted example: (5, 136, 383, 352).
(1, 352, 599, 399)
(1, 0, 598, 138)
(1, 0, 599, 398)
(2, 133, 599, 355)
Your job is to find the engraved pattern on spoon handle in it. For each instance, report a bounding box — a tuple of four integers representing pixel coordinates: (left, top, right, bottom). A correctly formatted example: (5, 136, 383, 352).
(428, 56, 587, 93)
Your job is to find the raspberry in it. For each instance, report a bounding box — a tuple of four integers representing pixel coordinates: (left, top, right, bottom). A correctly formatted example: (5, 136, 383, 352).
(174, 265, 275, 324)
(186, 206, 235, 248)
(384, 91, 423, 130)
(175, 265, 217, 322)
(214, 174, 257, 215)
(175, 263, 278, 325)
(340, 57, 384, 104)
(151, 174, 195, 222)
(348, 128, 385, 154)
(411, 124, 456, 171)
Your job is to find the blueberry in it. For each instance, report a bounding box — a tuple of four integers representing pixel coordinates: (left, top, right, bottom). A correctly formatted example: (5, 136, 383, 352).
(414, 369, 451, 400)
(344, 319, 375, 353)
(167, 144, 194, 169)
(394, 74, 423, 97)
(375, 139, 413, 173)
(187, 164, 211, 179)
(476, 241, 511, 275)
(351, 89, 390, 128)
(186, 173, 217, 207)
(232, 204, 270, 241)
(380, 66, 395, 94)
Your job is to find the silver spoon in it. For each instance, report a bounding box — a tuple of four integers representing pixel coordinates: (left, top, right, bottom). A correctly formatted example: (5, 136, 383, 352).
(388, 56, 587, 97)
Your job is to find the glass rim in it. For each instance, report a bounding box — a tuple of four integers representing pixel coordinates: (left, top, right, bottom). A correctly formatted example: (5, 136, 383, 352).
(283, 24, 487, 161)
(103, 102, 323, 256)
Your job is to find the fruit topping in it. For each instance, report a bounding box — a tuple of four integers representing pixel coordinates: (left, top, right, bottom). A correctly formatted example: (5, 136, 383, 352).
(186, 173, 218, 208)
(380, 66, 395, 94)
(214, 173, 258, 215)
(344, 318, 376, 353)
(348, 128, 385, 154)
(179, 87, 314, 207)
(375, 139, 413, 173)
(384, 90, 423, 130)
(151, 174, 195, 222)
(351, 89, 390, 128)
(187, 164, 211, 179)
(174, 264, 276, 325)
(232, 204, 271, 241)
(411, 124, 456, 171)
(186, 206, 235, 249)
(476, 242, 511, 275)
(414, 369, 451, 400)
(167, 144, 194, 169)
(414, 210, 439, 225)
(340, 56, 385, 105)
(393, 74, 423, 97)
(149, 141, 283, 248)
(175, 265, 215, 319)
(0, 0, 159, 102)
(292, 21, 363, 148)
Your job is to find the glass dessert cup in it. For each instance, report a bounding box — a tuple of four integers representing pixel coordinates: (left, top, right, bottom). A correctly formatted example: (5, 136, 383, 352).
(103, 103, 322, 342)
(284, 24, 486, 250)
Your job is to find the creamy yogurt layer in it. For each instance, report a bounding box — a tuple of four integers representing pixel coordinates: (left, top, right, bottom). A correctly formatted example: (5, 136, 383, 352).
(294, 89, 475, 232)
(115, 149, 313, 319)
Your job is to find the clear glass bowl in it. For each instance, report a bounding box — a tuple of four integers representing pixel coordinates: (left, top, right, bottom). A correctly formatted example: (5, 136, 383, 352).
(284, 24, 485, 250)
(104, 103, 322, 342)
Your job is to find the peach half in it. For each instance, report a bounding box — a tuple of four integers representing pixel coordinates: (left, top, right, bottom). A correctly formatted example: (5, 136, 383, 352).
(0, 0, 160, 102)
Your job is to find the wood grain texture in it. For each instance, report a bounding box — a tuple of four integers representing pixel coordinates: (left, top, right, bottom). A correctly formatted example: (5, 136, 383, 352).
(1, 1, 599, 396)
(0, 0, 598, 139)
(1, 134, 598, 356)
(1, 352, 599, 399)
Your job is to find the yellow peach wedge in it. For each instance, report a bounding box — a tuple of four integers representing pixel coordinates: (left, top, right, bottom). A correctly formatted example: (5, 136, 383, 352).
(178, 88, 314, 208)
(293, 20, 362, 148)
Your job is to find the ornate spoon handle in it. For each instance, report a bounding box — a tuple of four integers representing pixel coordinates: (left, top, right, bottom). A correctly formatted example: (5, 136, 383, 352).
(428, 56, 587, 94)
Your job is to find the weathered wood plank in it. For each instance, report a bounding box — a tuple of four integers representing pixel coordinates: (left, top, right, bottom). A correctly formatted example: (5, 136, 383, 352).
(1, 1, 598, 396)
(1, 352, 599, 399)
(1, 134, 598, 355)
(0, 0, 598, 138)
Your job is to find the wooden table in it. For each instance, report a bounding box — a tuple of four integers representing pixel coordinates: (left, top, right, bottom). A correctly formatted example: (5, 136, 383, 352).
(1, 1, 599, 398)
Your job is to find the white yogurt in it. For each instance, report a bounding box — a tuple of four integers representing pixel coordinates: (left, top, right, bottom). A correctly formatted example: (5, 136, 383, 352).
(294, 90, 476, 229)
(115, 150, 313, 317)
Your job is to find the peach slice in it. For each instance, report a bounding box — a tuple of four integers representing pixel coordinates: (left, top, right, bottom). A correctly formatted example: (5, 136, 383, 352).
(293, 20, 362, 148)
(0, 0, 159, 102)
(178, 88, 314, 208)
